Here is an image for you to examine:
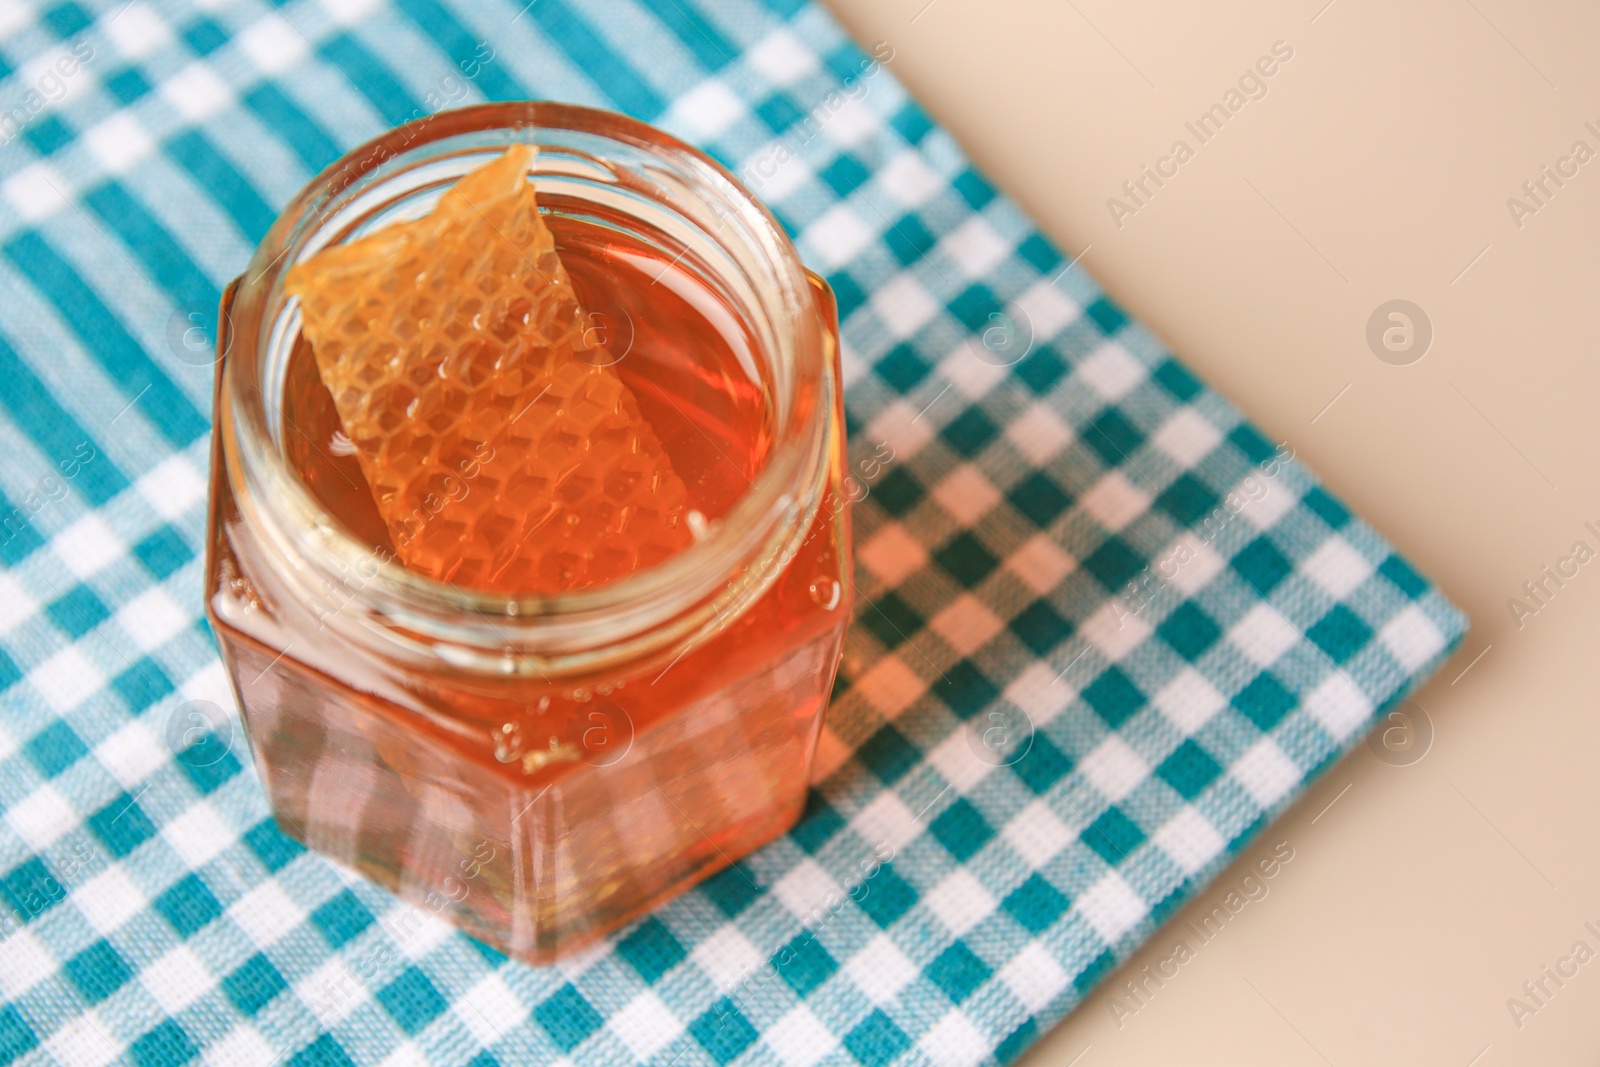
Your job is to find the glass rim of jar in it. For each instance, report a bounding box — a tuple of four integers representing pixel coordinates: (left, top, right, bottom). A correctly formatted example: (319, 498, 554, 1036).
(219, 101, 833, 673)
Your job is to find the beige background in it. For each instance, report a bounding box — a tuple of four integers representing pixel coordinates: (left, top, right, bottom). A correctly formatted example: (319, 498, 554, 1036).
(822, 0, 1600, 1063)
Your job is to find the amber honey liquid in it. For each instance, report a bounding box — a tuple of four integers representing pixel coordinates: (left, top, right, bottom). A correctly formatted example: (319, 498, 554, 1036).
(232, 206, 851, 956)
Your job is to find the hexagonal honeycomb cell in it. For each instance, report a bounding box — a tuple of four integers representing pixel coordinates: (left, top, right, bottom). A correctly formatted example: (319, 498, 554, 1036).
(285, 145, 692, 593)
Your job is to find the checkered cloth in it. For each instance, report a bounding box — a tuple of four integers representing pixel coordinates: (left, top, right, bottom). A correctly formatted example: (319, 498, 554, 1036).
(0, 0, 1465, 1064)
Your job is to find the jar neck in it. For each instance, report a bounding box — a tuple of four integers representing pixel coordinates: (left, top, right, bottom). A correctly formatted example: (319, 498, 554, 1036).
(220, 103, 833, 679)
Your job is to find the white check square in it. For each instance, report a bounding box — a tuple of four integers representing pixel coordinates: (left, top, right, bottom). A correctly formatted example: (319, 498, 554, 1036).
(940, 216, 1010, 279)
(747, 28, 818, 86)
(1232, 739, 1300, 808)
(770, 859, 841, 924)
(44, 1010, 120, 1067)
(1304, 671, 1372, 740)
(920, 1012, 989, 1067)
(84, 113, 155, 174)
(460, 974, 526, 1045)
(1005, 402, 1073, 465)
(671, 79, 746, 140)
(803, 204, 875, 272)
(53, 514, 123, 579)
(926, 729, 994, 794)
(1153, 668, 1226, 735)
(609, 991, 682, 1060)
(117, 587, 189, 652)
(846, 934, 917, 1003)
(236, 16, 310, 75)
(998, 941, 1069, 1012)
(1003, 662, 1073, 726)
(1229, 604, 1300, 667)
(925, 869, 994, 936)
(929, 594, 1003, 655)
(690, 925, 763, 992)
(5, 784, 76, 851)
(1078, 472, 1149, 532)
(766, 1005, 836, 1067)
(1003, 800, 1073, 868)
(2, 162, 66, 222)
(230, 880, 304, 948)
(1153, 806, 1225, 874)
(1080, 599, 1151, 662)
(852, 654, 926, 720)
(872, 274, 940, 338)
(932, 464, 1000, 527)
(1074, 871, 1146, 944)
(1006, 535, 1076, 595)
(1012, 279, 1079, 341)
(137, 455, 207, 521)
(1076, 342, 1145, 401)
(1380, 605, 1447, 670)
(852, 791, 922, 853)
(1302, 538, 1373, 599)
(73, 866, 146, 935)
(141, 945, 213, 1014)
(1152, 407, 1221, 468)
(0, 571, 38, 636)
(1078, 736, 1148, 803)
(878, 150, 944, 208)
(30, 646, 105, 710)
(858, 523, 928, 587)
(0, 929, 56, 999)
(162, 62, 234, 122)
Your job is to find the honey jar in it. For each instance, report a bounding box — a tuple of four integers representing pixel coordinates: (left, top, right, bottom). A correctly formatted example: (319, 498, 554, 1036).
(205, 103, 851, 963)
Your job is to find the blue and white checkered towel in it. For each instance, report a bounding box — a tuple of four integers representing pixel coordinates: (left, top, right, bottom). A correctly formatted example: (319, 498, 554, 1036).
(0, 1, 1465, 1064)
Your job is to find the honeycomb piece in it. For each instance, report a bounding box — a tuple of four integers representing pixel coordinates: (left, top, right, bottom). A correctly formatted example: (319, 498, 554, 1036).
(286, 145, 693, 593)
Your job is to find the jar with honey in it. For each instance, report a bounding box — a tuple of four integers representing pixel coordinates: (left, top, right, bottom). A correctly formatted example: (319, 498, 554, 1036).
(205, 103, 851, 963)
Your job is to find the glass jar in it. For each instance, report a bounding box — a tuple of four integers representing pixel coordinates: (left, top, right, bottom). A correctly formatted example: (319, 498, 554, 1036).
(205, 103, 850, 963)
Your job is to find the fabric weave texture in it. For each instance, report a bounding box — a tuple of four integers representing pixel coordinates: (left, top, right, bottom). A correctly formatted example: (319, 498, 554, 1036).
(0, 1, 1464, 1065)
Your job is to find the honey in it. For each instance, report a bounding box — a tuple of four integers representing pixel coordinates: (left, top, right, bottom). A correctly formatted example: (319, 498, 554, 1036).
(206, 105, 850, 961)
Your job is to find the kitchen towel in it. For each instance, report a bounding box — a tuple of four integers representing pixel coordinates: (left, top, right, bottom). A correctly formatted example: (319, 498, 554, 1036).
(0, 1, 1465, 1064)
